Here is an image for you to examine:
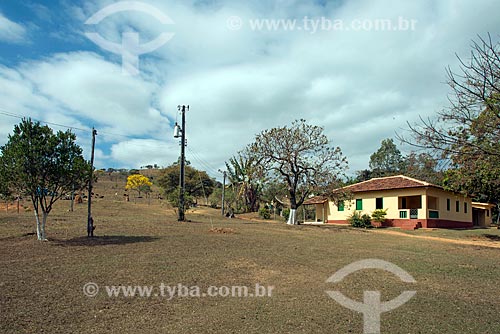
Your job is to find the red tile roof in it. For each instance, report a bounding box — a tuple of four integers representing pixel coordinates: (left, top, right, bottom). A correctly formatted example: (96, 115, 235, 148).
(303, 196, 328, 205)
(342, 175, 441, 193)
(304, 176, 442, 205)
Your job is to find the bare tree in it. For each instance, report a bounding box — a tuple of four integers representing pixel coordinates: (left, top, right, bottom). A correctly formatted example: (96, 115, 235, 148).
(400, 34, 500, 207)
(401, 34, 499, 157)
(250, 119, 347, 225)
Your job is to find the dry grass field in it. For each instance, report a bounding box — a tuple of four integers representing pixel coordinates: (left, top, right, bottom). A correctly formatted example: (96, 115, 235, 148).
(1, 175, 500, 333)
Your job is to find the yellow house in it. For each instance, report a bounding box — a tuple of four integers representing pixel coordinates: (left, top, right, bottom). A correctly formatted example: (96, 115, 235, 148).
(304, 175, 494, 229)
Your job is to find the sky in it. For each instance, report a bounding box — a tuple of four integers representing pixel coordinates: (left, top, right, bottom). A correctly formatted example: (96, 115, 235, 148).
(0, 0, 499, 180)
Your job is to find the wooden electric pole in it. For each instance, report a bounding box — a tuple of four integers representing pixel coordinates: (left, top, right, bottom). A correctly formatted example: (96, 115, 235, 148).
(221, 171, 226, 216)
(176, 105, 189, 222)
(87, 128, 97, 237)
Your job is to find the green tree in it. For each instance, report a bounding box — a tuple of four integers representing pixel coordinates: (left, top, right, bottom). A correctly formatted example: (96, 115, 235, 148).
(157, 164, 215, 207)
(369, 138, 404, 177)
(0, 166, 12, 199)
(403, 152, 443, 185)
(260, 180, 288, 204)
(225, 151, 264, 213)
(250, 119, 347, 225)
(0, 119, 90, 240)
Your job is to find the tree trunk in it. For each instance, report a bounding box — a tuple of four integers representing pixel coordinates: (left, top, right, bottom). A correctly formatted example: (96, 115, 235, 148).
(287, 208, 298, 225)
(34, 209, 42, 240)
(41, 211, 48, 241)
(497, 204, 500, 226)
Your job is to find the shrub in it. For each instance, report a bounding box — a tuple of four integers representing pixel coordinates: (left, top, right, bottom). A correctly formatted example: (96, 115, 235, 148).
(282, 208, 290, 221)
(259, 207, 271, 219)
(371, 209, 387, 226)
(348, 211, 372, 228)
(166, 191, 194, 209)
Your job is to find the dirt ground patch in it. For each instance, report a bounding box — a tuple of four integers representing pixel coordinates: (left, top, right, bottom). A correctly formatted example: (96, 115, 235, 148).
(208, 227, 236, 234)
(372, 228, 500, 249)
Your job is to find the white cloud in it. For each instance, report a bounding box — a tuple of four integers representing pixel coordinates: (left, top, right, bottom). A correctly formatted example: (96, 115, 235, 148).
(1, 0, 499, 176)
(19, 52, 168, 136)
(110, 139, 178, 169)
(0, 12, 27, 43)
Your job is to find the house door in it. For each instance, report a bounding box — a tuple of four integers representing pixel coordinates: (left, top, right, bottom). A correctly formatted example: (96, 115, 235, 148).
(472, 208, 484, 227)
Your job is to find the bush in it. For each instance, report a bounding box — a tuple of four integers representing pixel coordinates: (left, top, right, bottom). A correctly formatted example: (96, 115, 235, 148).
(282, 208, 290, 221)
(348, 211, 372, 228)
(166, 191, 194, 209)
(371, 209, 387, 226)
(208, 188, 222, 208)
(259, 207, 271, 219)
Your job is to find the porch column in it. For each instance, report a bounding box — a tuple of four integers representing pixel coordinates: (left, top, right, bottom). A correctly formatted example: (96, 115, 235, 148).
(421, 194, 427, 220)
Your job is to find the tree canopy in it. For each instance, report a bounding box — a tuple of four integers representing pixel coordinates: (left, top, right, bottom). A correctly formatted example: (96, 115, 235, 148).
(357, 138, 442, 184)
(250, 119, 347, 225)
(157, 163, 216, 207)
(368, 138, 404, 177)
(401, 34, 500, 206)
(225, 151, 264, 213)
(125, 174, 152, 197)
(0, 119, 90, 240)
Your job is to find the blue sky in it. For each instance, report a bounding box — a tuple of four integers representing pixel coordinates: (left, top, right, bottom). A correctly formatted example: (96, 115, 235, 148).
(0, 0, 499, 180)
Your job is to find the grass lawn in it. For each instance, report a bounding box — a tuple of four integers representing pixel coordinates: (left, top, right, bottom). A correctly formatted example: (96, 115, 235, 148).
(1, 196, 500, 333)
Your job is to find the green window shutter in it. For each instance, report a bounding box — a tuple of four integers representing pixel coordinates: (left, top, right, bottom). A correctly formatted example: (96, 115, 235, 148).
(338, 201, 344, 211)
(399, 210, 407, 219)
(356, 199, 363, 211)
(429, 210, 439, 219)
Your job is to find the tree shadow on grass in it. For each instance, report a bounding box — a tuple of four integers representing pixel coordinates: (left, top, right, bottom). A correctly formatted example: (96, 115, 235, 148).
(52, 235, 160, 247)
(483, 234, 500, 242)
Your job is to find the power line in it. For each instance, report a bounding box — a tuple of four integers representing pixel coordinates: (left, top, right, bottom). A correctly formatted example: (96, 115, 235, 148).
(0, 109, 88, 132)
(0, 107, 178, 150)
(187, 146, 221, 177)
(0, 108, 193, 167)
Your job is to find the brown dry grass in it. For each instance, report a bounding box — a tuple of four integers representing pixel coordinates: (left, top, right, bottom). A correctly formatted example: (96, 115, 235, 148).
(1, 176, 499, 333)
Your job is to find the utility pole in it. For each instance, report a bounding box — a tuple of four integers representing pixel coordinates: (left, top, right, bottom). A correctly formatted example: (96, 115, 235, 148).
(219, 170, 227, 216)
(174, 105, 189, 222)
(87, 127, 97, 237)
(70, 151, 74, 212)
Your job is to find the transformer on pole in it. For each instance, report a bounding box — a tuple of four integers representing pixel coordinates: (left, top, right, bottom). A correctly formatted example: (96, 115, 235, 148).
(174, 105, 189, 221)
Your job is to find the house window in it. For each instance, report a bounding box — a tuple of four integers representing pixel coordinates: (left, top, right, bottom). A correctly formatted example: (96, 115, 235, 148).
(338, 201, 344, 212)
(447, 199, 450, 211)
(429, 210, 439, 219)
(398, 196, 422, 209)
(487, 210, 490, 217)
(401, 197, 407, 209)
(356, 199, 363, 211)
(399, 211, 407, 219)
(427, 196, 438, 210)
(376, 198, 383, 210)
(456, 201, 460, 212)
(464, 202, 468, 214)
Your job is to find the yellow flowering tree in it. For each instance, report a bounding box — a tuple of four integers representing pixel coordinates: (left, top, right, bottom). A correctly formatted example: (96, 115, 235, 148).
(125, 174, 152, 198)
